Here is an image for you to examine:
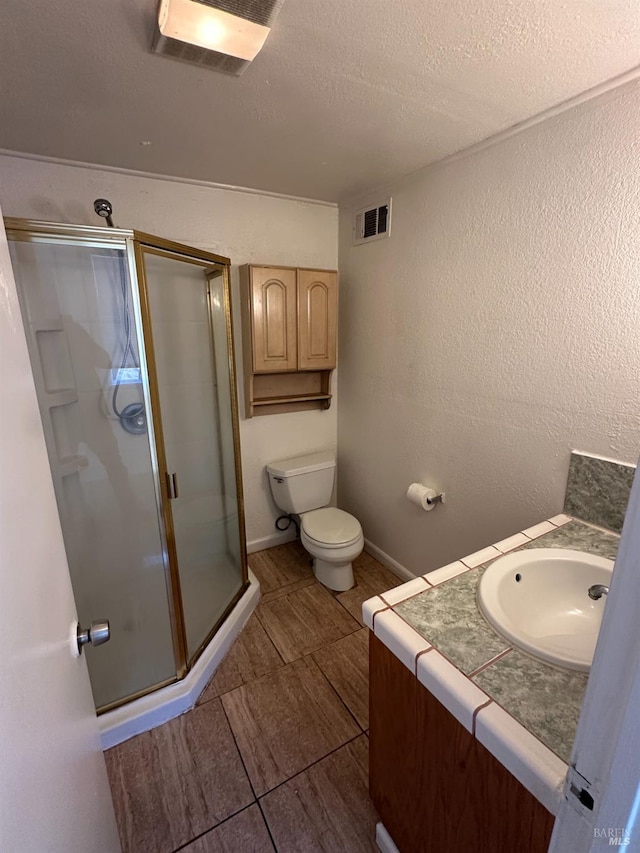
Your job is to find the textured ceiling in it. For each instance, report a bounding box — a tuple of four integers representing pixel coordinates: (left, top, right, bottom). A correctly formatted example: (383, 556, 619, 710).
(1, 0, 639, 202)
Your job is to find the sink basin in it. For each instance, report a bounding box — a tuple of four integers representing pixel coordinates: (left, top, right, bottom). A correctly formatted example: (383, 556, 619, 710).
(478, 548, 613, 672)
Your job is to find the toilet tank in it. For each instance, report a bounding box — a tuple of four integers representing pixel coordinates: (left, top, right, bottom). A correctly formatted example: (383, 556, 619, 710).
(267, 451, 336, 514)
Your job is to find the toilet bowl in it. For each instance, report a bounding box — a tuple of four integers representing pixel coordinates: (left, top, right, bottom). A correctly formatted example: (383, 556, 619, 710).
(266, 451, 363, 591)
(300, 507, 364, 591)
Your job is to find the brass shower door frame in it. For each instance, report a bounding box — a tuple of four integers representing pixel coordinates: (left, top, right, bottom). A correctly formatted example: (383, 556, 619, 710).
(132, 234, 249, 676)
(4, 217, 249, 706)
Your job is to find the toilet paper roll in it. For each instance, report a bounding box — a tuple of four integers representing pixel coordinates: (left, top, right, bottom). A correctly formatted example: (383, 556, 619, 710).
(406, 483, 437, 511)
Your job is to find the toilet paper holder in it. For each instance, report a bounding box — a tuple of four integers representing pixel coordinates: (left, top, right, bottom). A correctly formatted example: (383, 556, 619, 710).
(406, 483, 446, 511)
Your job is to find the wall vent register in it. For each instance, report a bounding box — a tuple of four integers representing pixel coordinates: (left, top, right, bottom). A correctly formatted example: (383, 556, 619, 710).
(353, 199, 391, 245)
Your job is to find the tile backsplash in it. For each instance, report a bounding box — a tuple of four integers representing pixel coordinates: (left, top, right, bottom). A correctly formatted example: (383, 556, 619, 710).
(564, 452, 636, 533)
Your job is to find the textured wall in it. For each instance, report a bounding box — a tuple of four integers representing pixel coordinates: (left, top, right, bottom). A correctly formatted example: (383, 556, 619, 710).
(338, 79, 640, 576)
(0, 155, 339, 546)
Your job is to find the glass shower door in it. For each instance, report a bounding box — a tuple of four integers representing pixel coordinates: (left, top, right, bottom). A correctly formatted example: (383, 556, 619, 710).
(9, 236, 177, 711)
(137, 246, 247, 662)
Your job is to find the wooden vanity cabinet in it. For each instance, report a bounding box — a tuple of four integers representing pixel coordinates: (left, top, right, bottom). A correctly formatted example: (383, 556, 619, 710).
(239, 265, 337, 417)
(369, 634, 555, 853)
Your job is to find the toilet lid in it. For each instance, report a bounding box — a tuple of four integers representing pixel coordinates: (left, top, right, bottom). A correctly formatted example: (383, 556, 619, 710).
(302, 507, 362, 545)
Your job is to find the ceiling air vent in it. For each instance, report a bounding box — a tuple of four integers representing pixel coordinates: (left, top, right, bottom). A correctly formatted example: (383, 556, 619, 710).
(353, 199, 391, 246)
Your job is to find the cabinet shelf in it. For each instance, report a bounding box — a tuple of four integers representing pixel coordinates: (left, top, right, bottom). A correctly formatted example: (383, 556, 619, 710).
(253, 393, 332, 406)
(243, 369, 333, 417)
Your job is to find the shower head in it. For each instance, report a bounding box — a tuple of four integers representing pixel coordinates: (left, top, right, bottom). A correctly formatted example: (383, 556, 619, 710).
(94, 198, 114, 228)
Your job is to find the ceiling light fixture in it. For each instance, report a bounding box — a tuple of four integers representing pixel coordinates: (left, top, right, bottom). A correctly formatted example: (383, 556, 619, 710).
(153, 0, 285, 75)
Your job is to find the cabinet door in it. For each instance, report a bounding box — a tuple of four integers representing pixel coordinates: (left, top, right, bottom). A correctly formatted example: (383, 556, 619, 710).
(370, 634, 555, 853)
(251, 267, 297, 372)
(297, 269, 337, 370)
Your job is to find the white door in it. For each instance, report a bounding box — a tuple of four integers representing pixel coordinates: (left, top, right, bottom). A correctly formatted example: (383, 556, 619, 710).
(550, 460, 640, 852)
(0, 208, 121, 852)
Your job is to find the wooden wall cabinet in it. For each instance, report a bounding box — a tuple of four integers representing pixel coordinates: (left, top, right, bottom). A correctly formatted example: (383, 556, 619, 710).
(369, 634, 555, 853)
(239, 265, 337, 417)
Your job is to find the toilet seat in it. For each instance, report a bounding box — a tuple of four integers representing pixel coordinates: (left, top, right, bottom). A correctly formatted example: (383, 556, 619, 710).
(301, 507, 362, 548)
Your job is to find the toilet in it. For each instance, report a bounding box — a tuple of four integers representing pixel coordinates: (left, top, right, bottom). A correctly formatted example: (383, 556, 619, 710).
(266, 451, 363, 591)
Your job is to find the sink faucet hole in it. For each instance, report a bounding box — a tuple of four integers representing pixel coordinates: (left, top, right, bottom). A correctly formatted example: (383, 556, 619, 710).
(515, 573, 522, 582)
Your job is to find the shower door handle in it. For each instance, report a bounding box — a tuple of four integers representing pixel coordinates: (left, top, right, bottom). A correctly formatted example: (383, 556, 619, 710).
(165, 472, 179, 500)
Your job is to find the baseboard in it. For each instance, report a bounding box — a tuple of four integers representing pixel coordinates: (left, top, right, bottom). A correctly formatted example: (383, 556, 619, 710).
(364, 539, 415, 582)
(99, 571, 261, 749)
(247, 529, 296, 554)
(375, 822, 400, 853)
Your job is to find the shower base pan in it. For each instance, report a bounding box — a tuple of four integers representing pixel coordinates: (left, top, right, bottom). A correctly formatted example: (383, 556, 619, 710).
(99, 571, 260, 749)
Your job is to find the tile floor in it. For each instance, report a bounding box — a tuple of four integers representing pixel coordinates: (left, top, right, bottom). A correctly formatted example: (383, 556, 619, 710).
(106, 542, 400, 852)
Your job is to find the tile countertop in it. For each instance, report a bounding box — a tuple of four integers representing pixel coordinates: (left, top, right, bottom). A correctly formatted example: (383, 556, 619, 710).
(362, 514, 619, 816)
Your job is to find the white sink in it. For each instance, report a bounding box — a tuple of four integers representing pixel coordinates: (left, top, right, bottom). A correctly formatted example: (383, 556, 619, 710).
(478, 548, 613, 672)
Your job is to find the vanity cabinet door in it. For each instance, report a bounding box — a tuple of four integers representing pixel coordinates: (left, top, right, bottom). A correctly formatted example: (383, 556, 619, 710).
(369, 634, 555, 853)
(297, 269, 337, 370)
(250, 266, 297, 372)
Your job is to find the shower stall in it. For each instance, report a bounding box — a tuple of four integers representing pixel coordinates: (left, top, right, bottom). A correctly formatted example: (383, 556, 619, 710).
(6, 217, 249, 720)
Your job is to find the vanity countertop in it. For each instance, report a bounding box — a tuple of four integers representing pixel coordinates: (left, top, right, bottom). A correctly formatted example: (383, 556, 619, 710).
(362, 513, 619, 815)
